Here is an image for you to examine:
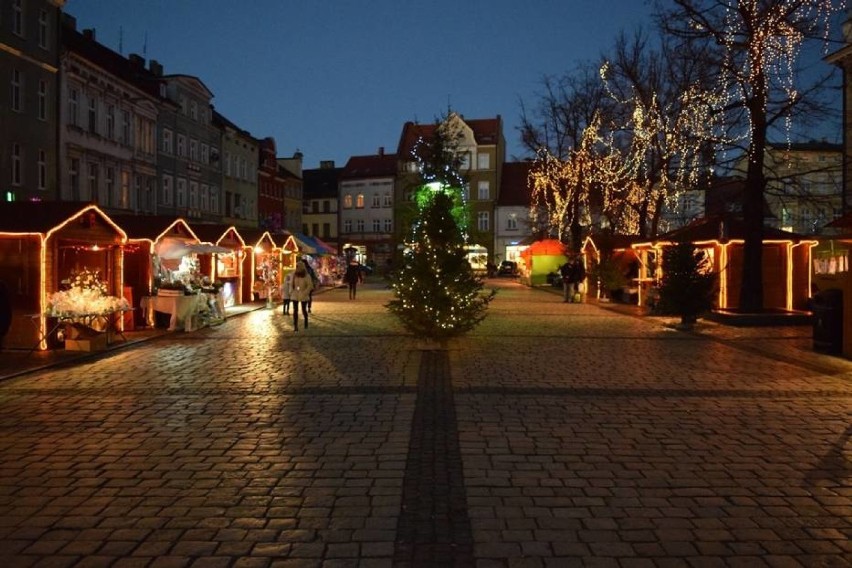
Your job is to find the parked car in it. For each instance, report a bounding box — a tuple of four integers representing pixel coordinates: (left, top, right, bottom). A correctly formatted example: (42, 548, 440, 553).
(497, 260, 518, 277)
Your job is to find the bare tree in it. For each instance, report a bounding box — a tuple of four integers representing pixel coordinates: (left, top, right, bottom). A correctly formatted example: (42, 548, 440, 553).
(657, 0, 842, 312)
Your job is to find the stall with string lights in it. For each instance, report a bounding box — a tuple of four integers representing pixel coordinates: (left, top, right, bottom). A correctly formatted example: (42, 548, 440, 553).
(581, 234, 643, 302)
(188, 223, 246, 308)
(239, 228, 280, 305)
(631, 216, 816, 312)
(0, 203, 128, 350)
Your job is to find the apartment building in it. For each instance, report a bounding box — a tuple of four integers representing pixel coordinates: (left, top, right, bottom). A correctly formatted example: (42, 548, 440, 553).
(214, 109, 258, 228)
(495, 161, 533, 264)
(339, 149, 397, 267)
(1, 0, 64, 202)
(59, 20, 159, 213)
(302, 160, 341, 244)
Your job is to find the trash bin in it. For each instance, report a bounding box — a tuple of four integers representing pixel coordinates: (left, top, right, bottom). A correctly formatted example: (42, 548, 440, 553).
(813, 288, 843, 354)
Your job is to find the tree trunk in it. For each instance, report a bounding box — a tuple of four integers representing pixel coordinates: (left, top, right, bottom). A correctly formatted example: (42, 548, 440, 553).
(739, 67, 768, 313)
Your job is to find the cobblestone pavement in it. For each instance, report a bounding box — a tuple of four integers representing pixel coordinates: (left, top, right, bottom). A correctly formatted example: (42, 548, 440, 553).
(0, 280, 849, 567)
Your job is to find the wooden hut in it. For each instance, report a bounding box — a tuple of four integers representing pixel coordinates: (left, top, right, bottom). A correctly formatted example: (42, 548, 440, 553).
(0, 203, 126, 350)
(632, 216, 816, 312)
(239, 228, 280, 303)
(188, 224, 246, 307)
(581, 234, 643, 301)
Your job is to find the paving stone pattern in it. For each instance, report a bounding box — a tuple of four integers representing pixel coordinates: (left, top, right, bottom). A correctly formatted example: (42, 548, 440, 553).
(0, 280, 849, 567)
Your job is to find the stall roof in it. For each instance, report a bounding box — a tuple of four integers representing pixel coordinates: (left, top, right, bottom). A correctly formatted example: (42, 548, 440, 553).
(189, 223, 245, 246)
(239, 228, 277, 249)
(634, 216, 806, 247)
(292, 233, 337, 255)
(0, 202, 125, 236)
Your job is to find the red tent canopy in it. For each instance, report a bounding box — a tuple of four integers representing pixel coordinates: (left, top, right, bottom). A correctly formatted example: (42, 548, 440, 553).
(521, 239, 566, 258)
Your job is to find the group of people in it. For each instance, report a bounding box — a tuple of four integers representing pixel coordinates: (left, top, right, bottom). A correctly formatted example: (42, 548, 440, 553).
(560, 256, 586, 303)
(278, 259, 365, 332)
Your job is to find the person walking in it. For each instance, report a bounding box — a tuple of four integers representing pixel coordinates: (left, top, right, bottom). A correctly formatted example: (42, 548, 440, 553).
(280, 271, 293, 315)
(344, 262, 362, 300)
(290, 261, 314, 332)
(299, 256, 319, 313)
(560, 259, 575, 303)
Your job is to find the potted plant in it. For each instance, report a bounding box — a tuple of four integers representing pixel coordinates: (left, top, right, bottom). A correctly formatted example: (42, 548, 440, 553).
(656, 241, 717, 328)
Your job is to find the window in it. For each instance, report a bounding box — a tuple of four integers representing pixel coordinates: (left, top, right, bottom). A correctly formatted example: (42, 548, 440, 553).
(201, 143, 208, 164)
(190, 100, 197, 121)
(343, 194, 353, 208)
(176, 178, 187, 208)
(312, 223, 319, 235)
(121, 110, 130, 144)
(11, 69, 22, 112)
(323, 200, 331, 213)
(507, 213, 518, 230)
(69, 158, 79, 199)
(189, 181, 199, 209)
(106, 105, 115, 139)
(200, 184, 209, 211)
(478, 181, 490, 200)
(477, 152, 490, 170)
(162, 128, 173, 154)
(356, 219, 365, 232)
(460, 152, 471, 170)
(322, 223, 330, 238)
(383, 219, 392, 232)
(37, 80, 46, 120)
(190, 138, 198, 162)
(177, 134, 186, 157)
(37, 149, 46, 190)
(161, 175, 173, 205)
(119, 170, 130, 208)
(356, 194, 365, 208)
(88, 96, 97, 133)
(12, 0, 23, 36)
(11, 144, 22, 186)
(38, 10, 48, 49)
(372, 219, 381, 232)
(179, 96, 187, 115)
(106, 167, 115, 206)
(383, 193, 391, 207)
(224, 152, 231, 176)
(69, 89, 79, 126)
(477, 211, 489, 231)
(210, 186, 219, 213)
(343, 220, 352, 233)
(372, 193, 381, 208)
(88, 163, 99, 200)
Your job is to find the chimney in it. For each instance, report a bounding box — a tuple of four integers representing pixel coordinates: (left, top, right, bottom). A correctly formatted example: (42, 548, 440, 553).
(320, 160, 335, 169)
(149, 59, 163, 77)
(82, 28, 96, 40)
(128, 53, 145, 68)
(378, 146, 384, 156)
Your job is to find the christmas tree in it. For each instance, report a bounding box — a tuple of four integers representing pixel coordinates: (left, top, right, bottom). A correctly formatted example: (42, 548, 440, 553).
(387, 116, 496, 340)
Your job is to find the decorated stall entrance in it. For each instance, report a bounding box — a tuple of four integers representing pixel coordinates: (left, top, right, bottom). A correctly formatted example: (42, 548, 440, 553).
(0, 203, 128, 351)
(189, 224, 245, 308)
(240, 229, 280, 305)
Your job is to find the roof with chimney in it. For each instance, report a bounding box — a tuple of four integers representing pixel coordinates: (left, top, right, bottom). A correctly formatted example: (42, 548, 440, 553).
(396, 115, 502, 159)
(498, 161, 533, 207)
(212, 109, 256, 141)
(340, 153, 398, 180)
(303, 166, 342, 200)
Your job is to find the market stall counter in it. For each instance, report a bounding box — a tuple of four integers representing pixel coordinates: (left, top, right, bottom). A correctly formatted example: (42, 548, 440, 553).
(141, 288, 225, 331)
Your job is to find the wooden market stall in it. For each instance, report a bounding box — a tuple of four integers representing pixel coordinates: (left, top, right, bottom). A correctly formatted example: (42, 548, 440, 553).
(581, 234, 643, 301)
(239, 228, 280, 304)
(188, 223, 246, 308)
(631, 216, 816, 312)
(0, 203, 127, 350)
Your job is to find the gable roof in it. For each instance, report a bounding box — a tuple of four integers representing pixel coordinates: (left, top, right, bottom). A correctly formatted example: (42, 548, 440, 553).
(303, 167, 342, 200)
(109, 214, 196, 242)
(498, 161, 533, 207)
(647, 215, 805, 244)
(396, 116, 502, 159)
(0, 202, 120, 235)
(341, 153, 398, 180)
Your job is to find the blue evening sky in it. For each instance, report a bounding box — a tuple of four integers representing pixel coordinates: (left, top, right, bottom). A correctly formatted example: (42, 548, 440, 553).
(63, 1, 841, 169)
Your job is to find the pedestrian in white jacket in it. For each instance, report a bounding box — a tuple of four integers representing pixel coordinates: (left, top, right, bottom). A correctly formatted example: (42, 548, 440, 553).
(281, 272, 293, 315)
(290, 261, 314, 331)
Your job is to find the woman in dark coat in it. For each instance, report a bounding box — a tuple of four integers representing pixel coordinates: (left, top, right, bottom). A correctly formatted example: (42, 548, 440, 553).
(344, 262, 362, 300)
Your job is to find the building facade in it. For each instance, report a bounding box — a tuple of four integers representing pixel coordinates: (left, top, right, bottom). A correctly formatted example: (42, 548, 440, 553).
(495, 161, 533, 264)
(59, 21, 159, 213)
(257, 137, 285, 232)
(1, 0, 64, 202)
(302, 160, 341, 244)
(339, 150, 397, 267)
(155, 71, 221, 221)
(214, 109, 258, 228)
(278, 153, 303, 234)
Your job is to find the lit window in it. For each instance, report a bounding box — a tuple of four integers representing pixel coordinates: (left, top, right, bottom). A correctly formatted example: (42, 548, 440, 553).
(343, 194, 353, 208)
(356, 194, 365, 208)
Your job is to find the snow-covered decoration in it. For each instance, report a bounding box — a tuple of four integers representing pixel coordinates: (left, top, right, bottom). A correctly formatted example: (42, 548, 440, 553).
(48, 267, 128, 316)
